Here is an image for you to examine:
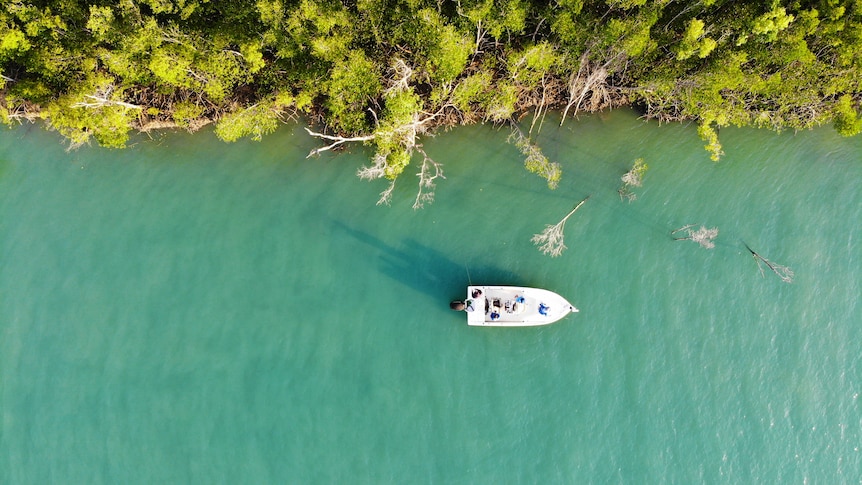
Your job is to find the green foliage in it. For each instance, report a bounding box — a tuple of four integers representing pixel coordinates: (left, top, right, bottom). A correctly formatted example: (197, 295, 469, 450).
(460, 0, 529, 40)
(382, 89, 421, 128)
(325, 50, 381, 133)
(697, 120, 723, 162)
(7, 79, 52, 103)
(676, 19, 716, 60)
(751, 7, 795, 43)
(374, 89, 422, 179)
(86, 6, 115, 40)
(0, 28, 30, 57)
(293, 90, 315, 111)
(98, 47, 151, 85)
(240, 41, 266, 75)
(172, 101, 205, 128)
(833, 95, 862, 137)
(0, 0, 860, 164)
(196, 50, 249, 102)
(416, 9, 472, 83)
(43, 76, 138, 149)
(609, 0, 648, 9)
(148, 46, 195, 89)
(214, 103, 280, 142)
(484, 81, 518, 122)
(451, 71, 493, 112)
(628, 158, 648, 182)
(508, 42, 564, 87)
(283, 0, 354, 62)
(601, 9, 659, 59)
(382, 148, 411, 180)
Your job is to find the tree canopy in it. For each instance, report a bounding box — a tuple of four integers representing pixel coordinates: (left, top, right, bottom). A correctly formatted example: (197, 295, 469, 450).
(1, 0, 860, 177)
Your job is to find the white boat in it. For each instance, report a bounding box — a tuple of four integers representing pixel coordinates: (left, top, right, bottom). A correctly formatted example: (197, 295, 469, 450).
(451, 285, 578, 327)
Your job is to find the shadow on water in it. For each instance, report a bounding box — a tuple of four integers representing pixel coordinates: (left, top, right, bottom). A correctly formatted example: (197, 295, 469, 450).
(331, 220, 520, 302)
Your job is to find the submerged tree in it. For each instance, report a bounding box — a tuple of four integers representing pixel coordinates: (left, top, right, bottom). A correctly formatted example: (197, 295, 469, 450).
(410, 146, 445, 210)
(743, 242, 794, 284)
(672, 224, 719, 249)
(508, 123, 562, 189)
(532, 196, 590, 257)
(618, 157, 648, 202)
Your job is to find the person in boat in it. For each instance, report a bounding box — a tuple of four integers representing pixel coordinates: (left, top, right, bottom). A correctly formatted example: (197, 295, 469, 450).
(490, 311, 500, 320)
(471, 289, 482, 298)
(538, 303, 549, 316)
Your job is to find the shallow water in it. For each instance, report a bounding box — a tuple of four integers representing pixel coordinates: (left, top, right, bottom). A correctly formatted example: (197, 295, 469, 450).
(1, 111, 860, 483)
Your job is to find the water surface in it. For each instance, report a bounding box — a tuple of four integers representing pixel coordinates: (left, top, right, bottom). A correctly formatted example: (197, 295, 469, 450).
(1, 111, 860, 483)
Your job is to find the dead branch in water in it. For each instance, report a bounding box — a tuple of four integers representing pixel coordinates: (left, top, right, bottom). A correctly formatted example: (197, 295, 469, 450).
(743, 242, 794, 283)
(532, 196, 591, 257)
(412, 146, 445, 210)
(508, 122, 562, 189)
(304, 128, 376, 158)
(618, 158, 648, 202)
(673, 224, 719, 249)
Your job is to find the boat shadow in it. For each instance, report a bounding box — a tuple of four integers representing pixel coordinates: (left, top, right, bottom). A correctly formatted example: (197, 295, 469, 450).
(331, 220, 521, 303)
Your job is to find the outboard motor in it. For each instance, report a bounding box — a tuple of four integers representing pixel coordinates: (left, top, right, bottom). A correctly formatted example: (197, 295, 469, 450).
(449, 300, 466, 311)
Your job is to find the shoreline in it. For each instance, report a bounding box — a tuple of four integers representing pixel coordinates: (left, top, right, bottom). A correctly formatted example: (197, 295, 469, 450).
(1, 0, 859, 175)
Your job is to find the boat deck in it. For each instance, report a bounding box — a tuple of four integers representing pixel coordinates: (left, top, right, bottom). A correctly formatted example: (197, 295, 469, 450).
(465, 285, 576, 326)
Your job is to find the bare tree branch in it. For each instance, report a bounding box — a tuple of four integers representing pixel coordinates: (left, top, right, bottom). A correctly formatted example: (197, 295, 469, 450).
(561, 54, 612, 124)
(743, 242, 794, 283)
(385, 58, 413, 96)
(377, 179, 396, 206)
(619, 158, 648, 202)
(304, 127, 376, 158)
(529, 74, 549, 134)
(71, 85, 143, 110)
(357, 151, 388, 181)
(673, 224, 719, 249)
(412, 146, 445, 210)
(305, 58, 455, 207)
(532, 196, 591, 257)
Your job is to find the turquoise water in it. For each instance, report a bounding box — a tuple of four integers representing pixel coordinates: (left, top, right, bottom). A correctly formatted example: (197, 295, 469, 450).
(1, 111, 860, 483)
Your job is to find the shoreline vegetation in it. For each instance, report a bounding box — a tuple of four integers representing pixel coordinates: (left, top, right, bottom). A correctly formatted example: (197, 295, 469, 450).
(2, 0, 861, 202)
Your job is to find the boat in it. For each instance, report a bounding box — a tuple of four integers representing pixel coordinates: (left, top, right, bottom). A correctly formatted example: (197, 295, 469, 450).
(450, 285, 578, 327)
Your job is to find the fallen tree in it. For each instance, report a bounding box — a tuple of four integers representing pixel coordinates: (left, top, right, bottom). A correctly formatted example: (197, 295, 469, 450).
(743, 242, 795, 284)
(673, 224, 719, 249)
(532, 196, 591, 257)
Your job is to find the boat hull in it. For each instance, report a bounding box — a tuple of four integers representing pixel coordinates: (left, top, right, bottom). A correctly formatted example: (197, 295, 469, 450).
(464, 286, 577, 327)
